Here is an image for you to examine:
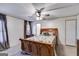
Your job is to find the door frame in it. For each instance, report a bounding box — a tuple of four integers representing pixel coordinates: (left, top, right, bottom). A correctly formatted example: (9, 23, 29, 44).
(65, 19, 77, 47)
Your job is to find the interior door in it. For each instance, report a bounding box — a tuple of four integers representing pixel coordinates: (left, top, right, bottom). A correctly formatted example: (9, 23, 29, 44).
(65, 20, 76, 46)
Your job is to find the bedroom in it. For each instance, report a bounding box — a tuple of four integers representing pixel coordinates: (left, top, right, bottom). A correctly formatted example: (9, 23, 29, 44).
(0, 3, 78, 56)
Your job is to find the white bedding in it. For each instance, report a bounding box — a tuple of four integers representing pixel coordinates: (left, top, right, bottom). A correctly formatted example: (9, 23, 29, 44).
(25, 35, 56, 44)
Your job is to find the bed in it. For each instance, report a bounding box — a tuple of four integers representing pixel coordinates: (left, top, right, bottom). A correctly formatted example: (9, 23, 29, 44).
(20, 28, 58, 56)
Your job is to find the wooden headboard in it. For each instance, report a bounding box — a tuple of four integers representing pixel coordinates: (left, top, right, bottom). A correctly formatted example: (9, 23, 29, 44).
(40, 28, 58, 36)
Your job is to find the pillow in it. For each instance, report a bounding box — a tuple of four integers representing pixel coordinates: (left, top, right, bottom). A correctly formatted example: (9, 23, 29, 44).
(41, 31, 46, 35)
(49, 31, 56, 36)
(48, 32, 53, 36)
(41, 31, 56, 36)
(42, 32, 50, 36)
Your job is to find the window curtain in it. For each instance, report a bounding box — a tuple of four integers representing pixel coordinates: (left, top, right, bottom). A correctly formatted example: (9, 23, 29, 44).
(0, 14, 9, 51)
(29, 21, 32, 35)
(24, 20, 33, 38)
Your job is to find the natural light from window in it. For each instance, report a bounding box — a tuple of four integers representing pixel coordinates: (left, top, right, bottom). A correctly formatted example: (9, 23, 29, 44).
(36, 23, 41, 36)
(0, 20, 3, 43)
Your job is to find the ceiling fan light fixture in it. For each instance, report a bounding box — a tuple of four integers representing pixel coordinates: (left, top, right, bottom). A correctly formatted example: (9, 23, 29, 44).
(36, 12, 41, 17)
(36, 17, 42, 20)
(36, 12, 40, 17)
(40, 17, 42, 20)
(36, 17, 39, 20)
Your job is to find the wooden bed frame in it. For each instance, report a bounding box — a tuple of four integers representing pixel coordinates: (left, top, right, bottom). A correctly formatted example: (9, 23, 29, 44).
(41, 28, 58, 36)
(20, 28, 58, 56)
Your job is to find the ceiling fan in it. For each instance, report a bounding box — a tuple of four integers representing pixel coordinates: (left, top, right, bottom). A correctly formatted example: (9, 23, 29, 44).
(35, 8, 44, 17)
(35, 7, 50, 18)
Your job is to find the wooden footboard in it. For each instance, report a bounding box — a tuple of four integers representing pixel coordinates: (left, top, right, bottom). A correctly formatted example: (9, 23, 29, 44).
(20, 39, 55, 56)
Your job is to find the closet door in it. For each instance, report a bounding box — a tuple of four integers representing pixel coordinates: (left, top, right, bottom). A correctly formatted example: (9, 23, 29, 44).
(65, 20, 76, 46)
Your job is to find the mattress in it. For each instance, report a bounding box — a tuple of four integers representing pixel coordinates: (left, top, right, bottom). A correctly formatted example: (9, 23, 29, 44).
(24, 35, 56, 44)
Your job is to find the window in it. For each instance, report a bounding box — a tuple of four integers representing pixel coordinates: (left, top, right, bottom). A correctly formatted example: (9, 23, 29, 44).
(0, 14, 9, 50)
(0, 20, 4, 43)
(26, 21, 31, 35)
(24, 21, 33, 38)
(0, 20, 7, 43)
(36, 24, 41, 35)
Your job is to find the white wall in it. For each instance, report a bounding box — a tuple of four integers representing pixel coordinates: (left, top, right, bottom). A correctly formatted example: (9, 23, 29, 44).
(7, 16, 24, 47)
(77, 15, 79, 40)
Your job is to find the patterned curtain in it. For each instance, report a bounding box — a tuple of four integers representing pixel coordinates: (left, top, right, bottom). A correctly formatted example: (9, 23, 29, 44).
(0, 14, 9, 51)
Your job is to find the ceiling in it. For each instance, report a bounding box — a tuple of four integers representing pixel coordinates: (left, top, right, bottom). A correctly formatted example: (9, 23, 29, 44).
(0, 3, 79, 21)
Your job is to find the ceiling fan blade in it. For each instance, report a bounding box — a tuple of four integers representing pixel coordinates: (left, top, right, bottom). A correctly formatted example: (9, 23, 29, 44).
(40, 7, 45, 11)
